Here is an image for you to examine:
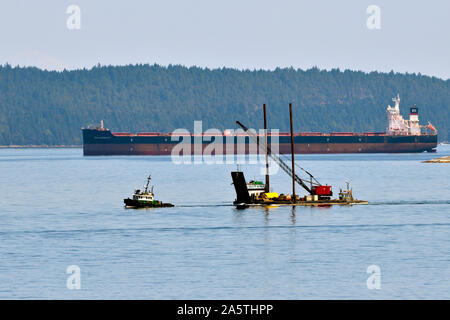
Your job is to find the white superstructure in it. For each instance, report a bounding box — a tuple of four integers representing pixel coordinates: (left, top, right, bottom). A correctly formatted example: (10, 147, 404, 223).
(246, 180, 266, 197)
(386, 94, 435, 136)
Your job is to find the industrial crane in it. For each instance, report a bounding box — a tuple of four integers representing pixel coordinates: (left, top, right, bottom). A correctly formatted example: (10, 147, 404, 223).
(236, 120, 333, 199)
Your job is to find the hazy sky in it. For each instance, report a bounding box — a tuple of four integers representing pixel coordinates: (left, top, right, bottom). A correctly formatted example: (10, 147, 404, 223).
(1, 0, 449, 79)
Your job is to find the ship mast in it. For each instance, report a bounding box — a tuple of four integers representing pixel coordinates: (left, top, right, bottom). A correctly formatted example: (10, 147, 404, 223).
(144, 175, 151, 193)
(289, 103, 296, 202)
(263, 104, 270, 193)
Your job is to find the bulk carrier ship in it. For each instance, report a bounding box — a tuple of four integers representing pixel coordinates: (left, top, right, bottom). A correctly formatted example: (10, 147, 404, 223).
(82, 95, 437, 156)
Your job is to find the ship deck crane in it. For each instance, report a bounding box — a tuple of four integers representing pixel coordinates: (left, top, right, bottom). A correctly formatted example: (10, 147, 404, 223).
(236, 120, 332, 198)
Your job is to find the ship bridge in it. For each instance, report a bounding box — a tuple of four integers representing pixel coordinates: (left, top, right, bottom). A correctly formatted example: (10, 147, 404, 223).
(386, 94, 436, 136)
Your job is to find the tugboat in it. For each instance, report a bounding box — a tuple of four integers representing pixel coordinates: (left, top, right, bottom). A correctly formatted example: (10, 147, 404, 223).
(124, 175, 174, 208)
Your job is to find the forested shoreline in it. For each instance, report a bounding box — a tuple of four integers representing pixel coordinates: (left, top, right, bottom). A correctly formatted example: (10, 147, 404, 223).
(0, 64, 448, 145)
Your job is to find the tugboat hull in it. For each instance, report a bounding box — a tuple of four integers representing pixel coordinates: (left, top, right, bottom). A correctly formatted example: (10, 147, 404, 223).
(123, 198, 174, 208)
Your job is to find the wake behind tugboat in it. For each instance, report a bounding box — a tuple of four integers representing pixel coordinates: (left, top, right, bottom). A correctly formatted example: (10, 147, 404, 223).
(124, 175, 174, 208)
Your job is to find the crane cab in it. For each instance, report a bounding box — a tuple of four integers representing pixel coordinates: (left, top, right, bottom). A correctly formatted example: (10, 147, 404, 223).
(311, 185, 333, 199)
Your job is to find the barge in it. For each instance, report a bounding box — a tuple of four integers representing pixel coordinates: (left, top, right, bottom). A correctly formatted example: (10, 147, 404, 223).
(231, 103, 368, 208)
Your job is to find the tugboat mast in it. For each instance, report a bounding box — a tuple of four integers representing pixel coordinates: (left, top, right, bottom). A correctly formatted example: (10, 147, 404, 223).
(144, 175, 151, 193)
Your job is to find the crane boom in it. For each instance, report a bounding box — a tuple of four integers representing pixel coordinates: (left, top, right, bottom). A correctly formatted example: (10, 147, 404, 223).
(236, 120, 313, 194)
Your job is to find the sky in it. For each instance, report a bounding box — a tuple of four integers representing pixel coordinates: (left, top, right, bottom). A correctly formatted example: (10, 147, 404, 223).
(0, 0, 449, 79)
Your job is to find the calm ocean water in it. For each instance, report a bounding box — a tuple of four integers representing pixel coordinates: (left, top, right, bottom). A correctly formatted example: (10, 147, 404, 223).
(0, 145, 449, 299)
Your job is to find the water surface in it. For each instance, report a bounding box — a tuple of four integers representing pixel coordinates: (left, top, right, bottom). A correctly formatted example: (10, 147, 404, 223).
(0, 146, 449, 299)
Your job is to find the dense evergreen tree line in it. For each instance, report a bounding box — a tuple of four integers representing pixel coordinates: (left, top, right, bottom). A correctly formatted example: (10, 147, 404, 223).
(0, 64, 448, 145)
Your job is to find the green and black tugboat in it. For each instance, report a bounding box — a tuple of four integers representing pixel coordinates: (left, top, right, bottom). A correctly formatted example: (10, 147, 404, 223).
(124, 175, 174, 208)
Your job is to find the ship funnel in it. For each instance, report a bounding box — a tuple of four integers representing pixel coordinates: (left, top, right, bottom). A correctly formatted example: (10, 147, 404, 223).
(410, 106, 419, 120)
